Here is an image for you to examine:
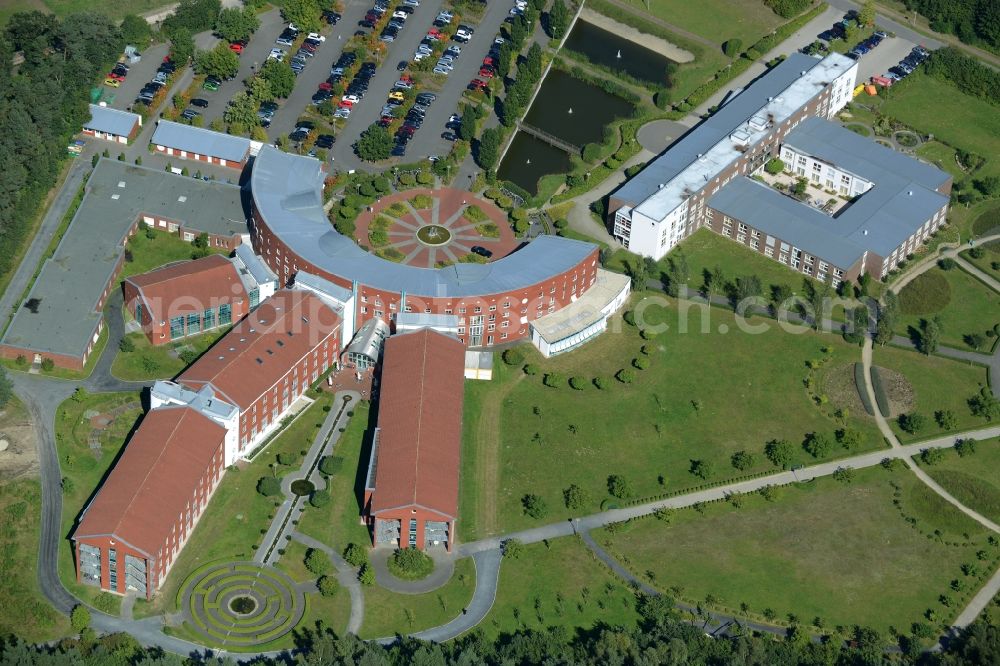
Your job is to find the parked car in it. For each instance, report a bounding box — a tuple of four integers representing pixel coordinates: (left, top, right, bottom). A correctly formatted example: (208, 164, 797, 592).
(471, 246, 493, 258)
(190, 98, 209, 108)
(230, 43, 243, 54)
(180, 109, 200, 120)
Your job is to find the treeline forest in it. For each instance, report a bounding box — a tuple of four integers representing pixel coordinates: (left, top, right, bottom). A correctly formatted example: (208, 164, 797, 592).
(901, 0, 1000, 51)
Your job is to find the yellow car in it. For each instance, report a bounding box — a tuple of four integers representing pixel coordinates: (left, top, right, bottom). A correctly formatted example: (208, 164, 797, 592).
(104, 77, 121, 88)
(387, 91, 405, 102)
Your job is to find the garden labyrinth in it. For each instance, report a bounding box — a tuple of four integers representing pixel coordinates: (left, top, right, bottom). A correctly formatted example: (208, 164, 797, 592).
(180, 562, 304, 647)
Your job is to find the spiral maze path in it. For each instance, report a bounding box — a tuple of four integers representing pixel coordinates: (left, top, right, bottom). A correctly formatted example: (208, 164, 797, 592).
(179, 562, 304, 647)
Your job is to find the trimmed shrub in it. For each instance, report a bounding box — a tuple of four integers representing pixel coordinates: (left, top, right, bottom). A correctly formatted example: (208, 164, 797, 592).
(502, 347, 525, 366)
(869, 366, 891, 418)
(854, 362, 875, 415)
(317, 575, 338, 596)
(257, 476, 281, 497)
(388, 547, 434, 580)
(310, 489, 330, 507)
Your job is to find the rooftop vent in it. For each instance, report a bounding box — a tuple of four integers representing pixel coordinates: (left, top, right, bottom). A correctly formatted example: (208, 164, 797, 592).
(657, 183, 665, 189)
(249, 328, 256, 333)
(177, 195, 187, 203)
(217, 355, 225, 360)
(117, 181, 126, 188)
(111, 194, 120, 200)
(863, 229, 869, 236)
(908, 190, 913, 196)
(256, 358, 263, 365)
(239, 337, 246, 342)
(228, 347, 235, 351)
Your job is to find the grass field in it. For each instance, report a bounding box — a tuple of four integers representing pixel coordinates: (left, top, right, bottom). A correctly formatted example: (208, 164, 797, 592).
(111, 326, 231, 381)
(606, 466, 993, 632)
(296, 399, 373, 551)
(484, 536, 639, 637)
(961, 243, 1000, 283)
(0, 398, 70, 641)
(896, 266, 1000, 350)
(2, 0, 173, 23)
(133, 391, 334, 619)
(56, 390, 143, 617)
(461, 295, 884, 538)
(360, 557, 476, 639)
(880, 74, 1000, 182)
(611, 0, 783, 47)
(917, 438, 1000, 525)
(871, 344, 990, 441)
(121, 229, 227, 282)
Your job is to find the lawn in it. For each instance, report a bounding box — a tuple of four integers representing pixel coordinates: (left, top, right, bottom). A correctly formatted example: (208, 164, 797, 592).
(296, 399, 374, 551)
(917, 437, 1000, 525)
(463, 294, 884, 538)
(274, 537, 353, 638)
(895, 266, 1000, 350)
(871, 343, 990, 442)
(360, 557, 476, 639)
(915, 140, 967, 182)
(276, 539, 314, 584)
(56, 390, 144, 617)
(40, 0, 169, 22)
(111, 326, 231, 381)
(612, 0, 784, 46)
(484, 536, 639, 638)
(961, 242, 1000, 284)
(133, 391, 335, 619)
(0, 398, 70, 641)
(880, 73, 1000, 182)
(121, 228, 227, 282)
(605, 466, 994, 632)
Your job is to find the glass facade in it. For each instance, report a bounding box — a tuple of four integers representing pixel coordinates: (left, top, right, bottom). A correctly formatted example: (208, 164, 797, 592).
(249, 287, 259, 309)
(169, 316, 185, 340)
(186, 313, 201, 334)
(203, 308, 216, 330)
(219, 303, 232, 325)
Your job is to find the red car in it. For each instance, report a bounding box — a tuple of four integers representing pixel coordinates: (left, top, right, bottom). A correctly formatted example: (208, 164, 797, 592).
(378, 118, 392, 127)
(397, 126, 415, 137)
(230, 43, 243, 54)
(478, 68, 494, 78)
(318, 81, 333, 91)
(338, 100, 353, 109)
(468, 78, 487, 90)
(482, 57, 495, 66)
(107, 71, 126, 81)
(365, 11, 379, 22)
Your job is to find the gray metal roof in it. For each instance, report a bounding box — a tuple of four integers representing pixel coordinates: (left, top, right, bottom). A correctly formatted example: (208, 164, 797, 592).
(614, 53, 831, 208)
(1, 160, 247, 359)
(151, 120, 251, 163)
(395, 312, 461, 329)
(294, 270, 353, 303)
(345, 317, 389, 361)
(234, 243, 278, 287)
(250, 146, 597, 298)
(85, 104, 140, 137)
(709, 113, 950, 269)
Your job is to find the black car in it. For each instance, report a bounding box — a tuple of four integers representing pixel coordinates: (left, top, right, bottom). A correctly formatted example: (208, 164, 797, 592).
(297, 120, 316, 130)
(396, 5, 414, 13)
(361, 62, 377, 73)
(359, 19, 375, 28)
(471, 246, 493, 258)
(190, 98, 209, 108)
(442, 131, 457, 141)
(323, 10, 341, 24)
(290, 130, 308, 142)
(396, 60, 409, 72)
(315, 134, 336, 148)
(312, 91, 332, 103)
(391, 145, 406, 156)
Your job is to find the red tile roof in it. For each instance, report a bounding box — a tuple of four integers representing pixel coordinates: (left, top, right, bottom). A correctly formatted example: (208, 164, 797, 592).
(125, 254, 247, 322)
(177, 290, 341, 408)
(73, 406, 226, 557)
(371, 328, 465, 519)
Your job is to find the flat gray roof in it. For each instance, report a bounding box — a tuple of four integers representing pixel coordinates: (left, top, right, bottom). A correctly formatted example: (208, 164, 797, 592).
(614, 53, 834, 209)
(234, 243, 278, 287)
(250, 146, 597, 298)
(531, 269, 631, 344)
(2, 160, 248, 359)
(151, 120, 251, 163)
(85, 104, 140, 137)
(709, 117, 950, 268)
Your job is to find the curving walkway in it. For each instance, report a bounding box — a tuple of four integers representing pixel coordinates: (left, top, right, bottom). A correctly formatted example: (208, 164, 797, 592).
(369, 547, 456, 595)
(290, 531, 364, 636)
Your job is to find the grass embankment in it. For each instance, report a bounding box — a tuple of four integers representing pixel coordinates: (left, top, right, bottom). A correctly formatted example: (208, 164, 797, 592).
(916, 437, 1000, 525)
(276, 539, 353, 637)
(896, 267, 1000, 350)
(462, 294, 884, 538)
(56, 390, 143, 617)
(612, 0, 784, 47)
(133, 391, 334, 619)
(0, 396, 70, 641)
(111, 327, 231, 381)
(360, 558, 476, 639)
(870, 344, 990, 442)
(120, 228, 227, 282)
(606, 466, 996, 633)
(961, 241, 1000, 283)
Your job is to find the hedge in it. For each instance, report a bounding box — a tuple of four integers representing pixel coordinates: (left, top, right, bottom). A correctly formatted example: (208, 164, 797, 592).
(869, 366, 891, 418)
(854, 362, 875, 416)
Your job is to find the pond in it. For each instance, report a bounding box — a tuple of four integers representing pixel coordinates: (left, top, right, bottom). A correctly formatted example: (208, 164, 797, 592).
(497, 132, 573, 195)
(524, 69, 636, 148)
(563, 19, 676, 86)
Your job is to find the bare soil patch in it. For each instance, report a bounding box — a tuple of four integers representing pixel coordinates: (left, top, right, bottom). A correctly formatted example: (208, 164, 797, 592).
(0, 401, 39, 481)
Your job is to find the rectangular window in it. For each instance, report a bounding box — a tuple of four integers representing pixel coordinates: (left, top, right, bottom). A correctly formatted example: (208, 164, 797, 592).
(169, 316, 185, 340)
(203, 308, 216, 330)
(249, 287, 260, 309)
(135, 303, 143, 322)
(219, 303, 232, 325)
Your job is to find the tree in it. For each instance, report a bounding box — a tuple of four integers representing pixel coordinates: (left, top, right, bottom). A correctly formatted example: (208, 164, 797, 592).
(120, 14, 153, 46)
(317, 575, 338, 596)
(563, 484, 590, 509)
(832, 466, 855, 483)
(0, 367, 14, 409)
(343, 542, 368, 568)
(247, 76, 274, 105)
(607, 474, 632, 499)
(260, 59, 295, 98)
(502, 538, 525, 559)
(765, 439, 793, 469)
(763, 157, 785, 174)
(955, 438, 977, 457)
(859, 0, 876, 27)
(569, 376, 586, 390)
(359, 563, 375, 585)
(689, 459, 714, 480)
(224, 91, 259, 129)
(310, 489, 330, 507)
(195, 42, 240, 80)
(305, 548, 332, 575)
(215, 7, 260, 42)
(733, 274, 762, 307)
(70, 605, 90, 633)
(257, 476, 281, 496)
(502, 347, 524, 366)
(281, 0, 322, 33)
(476, 127, 502, 170)
(969, 386, 1000, 421)
(836, 428, 863, 451)
(522, 493, 548, 518)
(458, 104, 477, 142)
(803, 432, 833, 458)
(935, 409, 958, 430)
(723, 38, 743, 57)
(920, 318, 940, 354)
(523, 43, 543, 82)
(167, 27, 195, 65)
(898, 411, 926, 434)
(543, 372, 563, 388)
(966, 332, 987, 350)
(730, 450, 755, 471)
(547, 0, 570, 39)
(496, 40, 514, 79)
(356, 124, 393, 162)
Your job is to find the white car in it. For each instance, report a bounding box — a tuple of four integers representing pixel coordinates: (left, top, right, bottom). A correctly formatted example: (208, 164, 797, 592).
(343, 94, 360, 103)
(414, 52, 428, 61)
(393, 10, 408, 19)
(433, 65, 450, 75)
(403, 0, 419, 5)
(456, 29, 472, 39)
(509, 7, 523, 15)
(334, 108, 351, 118)
(307, 32, 326, 41)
